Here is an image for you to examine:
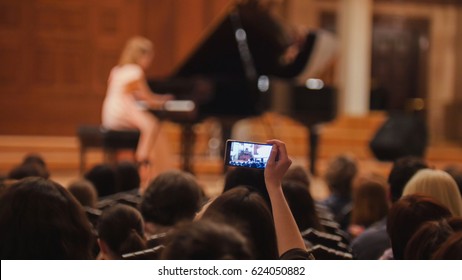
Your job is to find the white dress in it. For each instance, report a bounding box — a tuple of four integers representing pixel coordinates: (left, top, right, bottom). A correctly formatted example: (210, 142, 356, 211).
(102, 64, 173, 180)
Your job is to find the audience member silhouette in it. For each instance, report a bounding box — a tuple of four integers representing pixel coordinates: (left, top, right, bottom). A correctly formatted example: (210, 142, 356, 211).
(349, 174, 389, 238)
(97, 204, 147, 259)
(351, 155, 428, 259)
(386, 194, 452, 260)
(202, 186, 278, 259)
(67, 179, 98, 208)
(84, 163, 117, 198)
(140, 170, 203, 236)
(404, 217, 462, 259)
(223, 167, 270, 206)
(444, 165, 462, 196)
(115, 161, 141, 193)
(0, 177, 94, 259)
(322, 154, 358, 230)
(388, 156, 428, 203)
(432, 231, 462, 259)
(282, 180, 323, 232)
(8, 154, 50, 180)
(162, 220, 253, 260)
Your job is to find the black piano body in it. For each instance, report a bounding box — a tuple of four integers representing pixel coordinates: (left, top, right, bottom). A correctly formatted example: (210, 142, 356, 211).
(149, 0, 336, 174)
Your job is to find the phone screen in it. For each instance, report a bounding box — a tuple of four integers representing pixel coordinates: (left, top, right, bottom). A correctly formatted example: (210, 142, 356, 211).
(224, 140, 273, 169)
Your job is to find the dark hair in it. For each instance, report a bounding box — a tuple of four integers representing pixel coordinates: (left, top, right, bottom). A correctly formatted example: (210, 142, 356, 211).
(67, 179, 98, 208)
(223, 167, 270, 206)
(404, 218, 461, 260)
(444, 165, 462, 196)
(84, 163, 116, 197)
(351, 174, 389, 228)
(432, 231, 462, 259)
(115, 161, 140, 192)
(387, 194, 452, 260)
(388, 156, 428, 202)
(282, 180, 322, 231)
(8, 154, 50, 180)
(162, 220, 253, 260)
(324, 155, 357, 197)
(0, 177, 94, 259)
(140, 170, 202, 226)
(202, 186, 278, 259)
(97, 204, 146, 258)
(283, 165, 311, 187)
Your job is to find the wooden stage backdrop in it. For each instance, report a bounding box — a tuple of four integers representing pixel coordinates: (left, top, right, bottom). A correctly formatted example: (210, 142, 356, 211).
(0, 0, 232, 136)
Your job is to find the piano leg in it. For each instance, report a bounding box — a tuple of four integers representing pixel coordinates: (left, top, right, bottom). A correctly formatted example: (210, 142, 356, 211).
(309, 125, 320, 176)
(181, 122, 195, 174)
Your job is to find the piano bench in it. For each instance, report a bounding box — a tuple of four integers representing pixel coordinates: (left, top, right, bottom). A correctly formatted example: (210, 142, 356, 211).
(77, 125, 140, 174)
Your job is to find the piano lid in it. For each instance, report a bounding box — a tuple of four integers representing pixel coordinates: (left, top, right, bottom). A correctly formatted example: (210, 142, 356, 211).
(172, 0, 316, 80)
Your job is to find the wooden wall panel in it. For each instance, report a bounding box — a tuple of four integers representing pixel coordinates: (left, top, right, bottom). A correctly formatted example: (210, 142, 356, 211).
(0, 0, 144, 136)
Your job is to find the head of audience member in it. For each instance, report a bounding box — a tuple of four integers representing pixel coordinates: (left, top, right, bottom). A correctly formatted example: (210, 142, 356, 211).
(386, 194, 452, 260)
(444, 165, 462, 196)
(67, 179, 98, 208)
(387, 156, 428, 203)
(223, 167, 270, 206)
(0, 177, 94, 259)
(161, 220, 253, 260)
(84, 163, 116, 198)
(119, 36, 153, 70)
(404, 217, 462, 260)
(324, 154, 358, 198)
(432, 231, 462, 259)
(350, 174, 389, 234)
(140, 170, 203, 235)
(402, 169, 462, 217)
(282, 180, 322, 231)
(8, 154, 50, 180)
(97, 204, 146, 259)
(115, 161, 141, 193)
(202, 186, 278, 259)
(283, 165, 311, 188)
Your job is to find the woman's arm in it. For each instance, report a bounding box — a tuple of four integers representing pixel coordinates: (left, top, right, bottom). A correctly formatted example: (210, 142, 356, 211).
(264, 139, 307, 256)
(125, 74, 174, 109)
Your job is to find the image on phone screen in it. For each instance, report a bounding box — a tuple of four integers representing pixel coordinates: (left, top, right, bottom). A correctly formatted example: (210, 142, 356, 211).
(224, 140, 273, 169)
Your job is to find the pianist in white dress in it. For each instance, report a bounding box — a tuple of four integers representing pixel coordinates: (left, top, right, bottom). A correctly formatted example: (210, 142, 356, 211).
(102, 36, 174, 185)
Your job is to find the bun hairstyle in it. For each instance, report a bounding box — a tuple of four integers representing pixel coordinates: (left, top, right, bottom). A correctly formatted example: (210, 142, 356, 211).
(97, 204, 146, 258)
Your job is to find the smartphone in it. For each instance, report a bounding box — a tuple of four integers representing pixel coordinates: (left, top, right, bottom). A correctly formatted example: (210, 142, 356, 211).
(224, 139, 273, 169)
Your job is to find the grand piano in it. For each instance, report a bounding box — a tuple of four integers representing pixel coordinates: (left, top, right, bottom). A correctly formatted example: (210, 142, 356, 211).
(149, 0, 336, 175)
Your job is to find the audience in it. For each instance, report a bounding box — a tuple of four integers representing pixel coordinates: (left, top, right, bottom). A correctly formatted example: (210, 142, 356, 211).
(3, 139, 461, 260)
(322, 154, 358, 230)
(0, 177, 94, 259)
(282, 180, 323, 232)
(115, 161, 141, 193)
(202, 186, 279, 259)
(162, 220, 253, 260)
(8, 153, 50, 180)
(404, 217, 462, 259)
(351, 156, 427, 260)
(68, 179, 98, 208)
(348, 174, 389, 238)
(84, 163, 117, 198)
(402, 169, 462, 217)
(444, 165, 462, 196)
(432, 231, 462, 259)
(140, 170, 203, 236)
(386, 194, 452, 260)
(97, 204, 147, 259)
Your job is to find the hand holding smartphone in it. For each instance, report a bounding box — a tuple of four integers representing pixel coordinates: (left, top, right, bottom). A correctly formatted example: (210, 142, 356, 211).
(224, 140, 274, 169)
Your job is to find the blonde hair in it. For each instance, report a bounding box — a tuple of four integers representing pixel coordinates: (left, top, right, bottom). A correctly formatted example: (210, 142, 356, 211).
(403, 169, 462, 217)
(118, 36, 153, 66)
